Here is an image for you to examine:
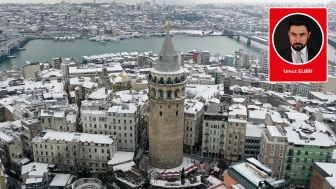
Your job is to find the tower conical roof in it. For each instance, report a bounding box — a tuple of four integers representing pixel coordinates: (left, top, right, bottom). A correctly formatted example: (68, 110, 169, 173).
(154, 15, 180, 73)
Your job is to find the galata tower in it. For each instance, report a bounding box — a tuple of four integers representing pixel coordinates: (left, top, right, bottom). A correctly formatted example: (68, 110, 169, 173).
(147, 15, 186, 169)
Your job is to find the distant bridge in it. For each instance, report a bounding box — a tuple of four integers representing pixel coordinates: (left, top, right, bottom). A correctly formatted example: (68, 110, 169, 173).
(223, 28, 268, 46)
(0, 36, 30, 59)
(328, 36, 336, 48)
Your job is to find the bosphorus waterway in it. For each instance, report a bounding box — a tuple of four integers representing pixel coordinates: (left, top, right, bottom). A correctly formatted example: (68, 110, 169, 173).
(1, 35, 336, 71)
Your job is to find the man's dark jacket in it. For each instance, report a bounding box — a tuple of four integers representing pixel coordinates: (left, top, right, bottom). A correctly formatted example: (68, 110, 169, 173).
(278, 47, 317, 62)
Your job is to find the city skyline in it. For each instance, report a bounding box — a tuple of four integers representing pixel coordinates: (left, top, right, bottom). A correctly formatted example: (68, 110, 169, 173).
(0, 0, 333, 4)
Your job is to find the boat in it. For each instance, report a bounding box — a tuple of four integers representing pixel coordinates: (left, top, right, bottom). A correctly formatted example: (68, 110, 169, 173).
(54, 37, 59, 41)
(7, 55, 16, 59)
(89, 37, 96, 41)
(100, 40, 107, 44)
(18, 48, 25, 51)
(144, 34, 150, 39)
(133, 33, 142, 38)
(110, 37, 120, 43)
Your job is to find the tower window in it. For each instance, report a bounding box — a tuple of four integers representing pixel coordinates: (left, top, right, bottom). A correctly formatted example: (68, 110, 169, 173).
(176, 111, 178, 116)
(159, 89, 164, 97)
(160, 112, 162, 116)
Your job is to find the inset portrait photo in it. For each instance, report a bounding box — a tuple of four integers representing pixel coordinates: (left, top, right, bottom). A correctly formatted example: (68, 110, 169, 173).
(269, 8, 327, 82)
(273, 14, 323, 65)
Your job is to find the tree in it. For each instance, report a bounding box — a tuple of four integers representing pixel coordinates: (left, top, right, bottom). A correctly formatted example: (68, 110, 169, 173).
(181, 167, 185, 185)
(98, 170, 120, 189)
(78, 167, 91, 179)
(140, 159, 152, 189)
(217, 159, 228, 170)
(142, 175, 151, 189)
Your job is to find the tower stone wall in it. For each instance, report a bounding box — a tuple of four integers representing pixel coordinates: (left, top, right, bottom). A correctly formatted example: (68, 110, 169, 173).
(148, 72, 186, 169)
(148, 16, 186, 169)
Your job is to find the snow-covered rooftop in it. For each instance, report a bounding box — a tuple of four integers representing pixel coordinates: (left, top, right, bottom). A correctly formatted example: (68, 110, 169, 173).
(24, 80, 64, 93)
(249, 109, 268, 120)
(49, 174, 73, 187)
(285, 112, 309, 121)
(315, 163, 336, 188)
(310, 92, 336, 104)
(88, 88, 112, 100)
(108, 151, 134, 165)
(229, 104, 247, 116)
(185, 100, 204, 114)
(38, 69, 63, 78)
(22, 162, 49, 176)
(231, 161, 275, 187)
(34, 131, 117, 144)
(107, 103, 137, 114)
(186, 84, 220, 99)
(285, 121, 336, 147)
(267, 126, 286, 137)
(246, 124, 264, 137)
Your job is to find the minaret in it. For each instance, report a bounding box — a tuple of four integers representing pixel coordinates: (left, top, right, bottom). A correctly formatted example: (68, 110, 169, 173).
(148, 14, 186, 169)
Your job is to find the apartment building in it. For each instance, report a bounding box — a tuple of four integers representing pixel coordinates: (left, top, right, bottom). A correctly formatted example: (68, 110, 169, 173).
(187, 74, 215, 85)
(202, 98, 227, 158)
(260, 51, 268, 74)
(244, 124, 264, 160)
(40, 109, 78, 132)
(224, 157, 286, 189)
(259, 126, 287, 180)
(225, 103, 247, 162)
(107, 104, 140, 152)
(310, 162, 336, 189)
(283, 121, 335, 188)
(32, 131, 117, 171)
(313, 76, 336, 93)
(0, 121, 23, 171)
(184, 100, 204, 153)
(298, 82, 314, 97)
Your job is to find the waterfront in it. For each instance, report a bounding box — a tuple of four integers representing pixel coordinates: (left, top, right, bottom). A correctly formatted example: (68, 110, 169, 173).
(1, 35, 336, 71)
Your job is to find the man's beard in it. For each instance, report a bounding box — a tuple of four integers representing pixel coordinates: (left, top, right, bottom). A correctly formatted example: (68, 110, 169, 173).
(291, 43, 306, 51)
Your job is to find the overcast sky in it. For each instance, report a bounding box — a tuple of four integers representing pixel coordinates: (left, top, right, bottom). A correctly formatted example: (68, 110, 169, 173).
(0, 0, 332, 4)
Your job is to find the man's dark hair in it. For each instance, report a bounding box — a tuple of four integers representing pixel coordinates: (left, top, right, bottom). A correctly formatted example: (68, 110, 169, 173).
(288, 15, 310, 32)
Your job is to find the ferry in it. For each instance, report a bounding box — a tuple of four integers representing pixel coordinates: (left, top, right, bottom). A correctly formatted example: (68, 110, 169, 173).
(54, 37, 59, 41)
(7, 55, 16, 59)
(18, 48, 25, 51)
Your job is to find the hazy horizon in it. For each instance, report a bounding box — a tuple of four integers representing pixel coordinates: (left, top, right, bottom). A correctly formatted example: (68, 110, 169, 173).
(0, 0, 332, 4)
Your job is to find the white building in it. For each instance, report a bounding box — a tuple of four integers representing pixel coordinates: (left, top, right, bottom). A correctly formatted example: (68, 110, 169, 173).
(32, 131, 117, 171)
(40, 109, 77, 132)
(184, 100, 204, 152)
(202, 98, 227, 158)
(107, 104, 139, 152)
(298, 82, 314, 97)
(187, 74, 215, 85)
(260, 51, 268, 74)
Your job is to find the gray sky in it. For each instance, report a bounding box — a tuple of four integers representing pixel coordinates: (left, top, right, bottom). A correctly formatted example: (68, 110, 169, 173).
(0, 0, 332, 4)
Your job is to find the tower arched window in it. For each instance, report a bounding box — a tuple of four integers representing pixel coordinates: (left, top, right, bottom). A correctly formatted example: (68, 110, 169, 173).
(167, 77, 171, 84)
(175, 77, 178, 83)
(159, 77, 164, 84)
(175, 89, 180, 98)
(159, 89, 164, 98)
(153, 76, 157, 82)
(167, 90, 172, 98)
